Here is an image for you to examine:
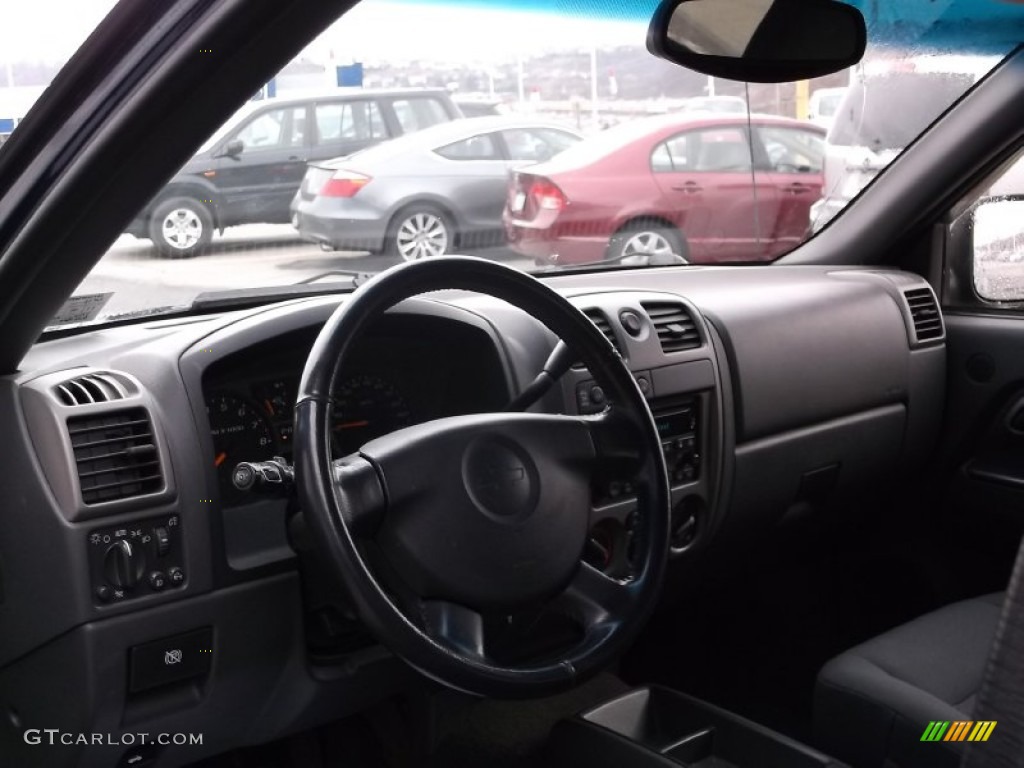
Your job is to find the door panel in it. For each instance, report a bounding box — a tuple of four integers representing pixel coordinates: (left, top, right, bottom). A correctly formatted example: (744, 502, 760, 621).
(215, 105, 308, 224)
(931, 314, 1024, 588)
(434, 132, 509, 238)
(650, 126, 780, 262)
(757, 124, 825, 257)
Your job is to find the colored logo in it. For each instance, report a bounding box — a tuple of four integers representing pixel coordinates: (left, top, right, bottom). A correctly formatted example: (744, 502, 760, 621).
(921, 721, 997, 742)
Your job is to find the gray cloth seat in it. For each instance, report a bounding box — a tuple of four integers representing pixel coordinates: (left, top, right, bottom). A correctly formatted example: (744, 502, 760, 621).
(814, 592, 1004, 768)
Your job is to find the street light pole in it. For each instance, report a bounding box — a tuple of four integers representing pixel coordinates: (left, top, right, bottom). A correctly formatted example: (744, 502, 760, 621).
(590, 45, 598, 126)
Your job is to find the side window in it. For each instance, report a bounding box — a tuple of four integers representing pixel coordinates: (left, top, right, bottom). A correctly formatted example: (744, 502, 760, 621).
(651, 129, 752, 172)
(391, 98, 451, 134)
(315, 101, 388, 144)
(692, 128, 751, 172)
(435, 133, 501, 161)
(502, 128, 579, 162)
(958, 151, 1024, 303)
(651, 143, 673, 172)
(233, 107, 303, 150)
(758, 125, 824, 173)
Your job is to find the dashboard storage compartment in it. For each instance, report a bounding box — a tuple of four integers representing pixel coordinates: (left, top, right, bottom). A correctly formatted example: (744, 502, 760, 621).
(548, 687, 844, 768)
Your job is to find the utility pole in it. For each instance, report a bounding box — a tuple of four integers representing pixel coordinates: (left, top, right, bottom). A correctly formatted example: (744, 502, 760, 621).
(4, 60, 14, 88)
(517, 56, 525, 107)
(590, 45, 598, 126)
(707, 75, 715, 97)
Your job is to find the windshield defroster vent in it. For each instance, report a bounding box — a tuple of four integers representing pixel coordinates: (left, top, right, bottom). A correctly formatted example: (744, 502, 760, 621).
(54, 373, 129, 406)
(67, 407, 164, 505)
(641, 301, 702, 353)
(903, 287, 944, 343)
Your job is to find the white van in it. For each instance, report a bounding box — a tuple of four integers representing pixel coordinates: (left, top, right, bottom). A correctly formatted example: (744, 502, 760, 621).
(809, 57, 994, 232)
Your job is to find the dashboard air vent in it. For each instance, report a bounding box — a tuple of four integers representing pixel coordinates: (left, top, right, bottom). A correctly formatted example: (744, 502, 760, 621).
(572, 309, 621, 368)
(67, 407, 163, 505)
(54, 373, 128, 406)
(903, 287, 943, 342)
(641, 301, 701, 353)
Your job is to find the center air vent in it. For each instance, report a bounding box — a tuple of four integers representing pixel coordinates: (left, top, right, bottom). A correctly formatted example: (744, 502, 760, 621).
(903, 287, 944, 342)
(54, 373, 129, 406)
(67, 407, 163, 505)
(572, 308, 622, 368)
(641, 301, 702, 353)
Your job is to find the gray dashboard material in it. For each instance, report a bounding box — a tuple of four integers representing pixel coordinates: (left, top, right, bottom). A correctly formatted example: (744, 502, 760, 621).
(0, 264, 946, 767)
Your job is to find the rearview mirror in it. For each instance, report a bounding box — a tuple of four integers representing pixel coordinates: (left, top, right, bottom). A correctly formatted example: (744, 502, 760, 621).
(647, 0, 866, 83)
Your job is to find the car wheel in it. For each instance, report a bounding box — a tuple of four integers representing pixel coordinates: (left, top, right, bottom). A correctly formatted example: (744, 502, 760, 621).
(608, 223, 688, 263)
(389, 206, 454, 261)
(149, 197, 213, 259)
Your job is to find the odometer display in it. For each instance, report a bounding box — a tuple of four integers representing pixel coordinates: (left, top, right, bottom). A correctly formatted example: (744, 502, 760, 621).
(333, 375, 413, 456)
(207, 393, 276, 505)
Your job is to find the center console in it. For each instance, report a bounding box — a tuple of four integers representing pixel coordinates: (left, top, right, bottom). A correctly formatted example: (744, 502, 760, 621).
(547, 687, 846, 768)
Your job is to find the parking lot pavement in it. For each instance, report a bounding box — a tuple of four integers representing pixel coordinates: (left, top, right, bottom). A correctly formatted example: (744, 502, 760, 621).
(79, 225, 533, 318)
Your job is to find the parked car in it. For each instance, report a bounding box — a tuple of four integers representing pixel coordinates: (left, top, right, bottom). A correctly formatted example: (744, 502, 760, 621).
(678, 95, 749, 114)
(504, 113, 825, 265)
(809, 62, 989, 232)
(126, 88, 463, 258)
(293, 116, 581, 259)
(454, 97, 508, 118)
(807, 86, 846, 130)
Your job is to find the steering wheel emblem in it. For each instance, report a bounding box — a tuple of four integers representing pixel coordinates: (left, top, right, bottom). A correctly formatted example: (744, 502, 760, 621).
(463, 437, 539, 521)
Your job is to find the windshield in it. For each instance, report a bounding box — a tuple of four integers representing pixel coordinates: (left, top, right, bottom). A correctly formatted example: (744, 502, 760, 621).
(0, 0, 1013, 328)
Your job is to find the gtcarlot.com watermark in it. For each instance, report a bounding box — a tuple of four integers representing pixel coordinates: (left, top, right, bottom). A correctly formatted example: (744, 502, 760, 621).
(24, 729, 202, 747)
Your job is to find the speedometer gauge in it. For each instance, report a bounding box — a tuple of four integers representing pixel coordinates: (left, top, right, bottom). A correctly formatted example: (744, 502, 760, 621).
(207, 393, 276, 505)
(333, 375, 413, 456)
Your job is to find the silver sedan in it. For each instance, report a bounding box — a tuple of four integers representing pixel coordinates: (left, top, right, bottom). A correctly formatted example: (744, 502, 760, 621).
(292, 116, 581, 260)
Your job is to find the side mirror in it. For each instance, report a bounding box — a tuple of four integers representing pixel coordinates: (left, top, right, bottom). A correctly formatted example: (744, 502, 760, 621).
(647, 0, 866, 83)
(217, 139, 244, 160)
(972, 197, 1024, 302)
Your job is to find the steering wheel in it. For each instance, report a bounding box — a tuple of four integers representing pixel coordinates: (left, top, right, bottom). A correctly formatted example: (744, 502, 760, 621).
(294, 257, 670, 698)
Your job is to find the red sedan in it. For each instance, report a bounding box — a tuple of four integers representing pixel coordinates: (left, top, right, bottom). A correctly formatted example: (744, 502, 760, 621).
(504, 113, 825, 265)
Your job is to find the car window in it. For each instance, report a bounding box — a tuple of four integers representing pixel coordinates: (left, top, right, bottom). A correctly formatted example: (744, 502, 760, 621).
(391, 97, 451, 133)
(502, 128, 579, 162)
(758, 125, 824, 173)
(653, 128, 752, 173)
(232, 107, 303, 150)
(435, 133, 502, 161)
(16, 0, 1002, 330)
(315, 100, 388, 144)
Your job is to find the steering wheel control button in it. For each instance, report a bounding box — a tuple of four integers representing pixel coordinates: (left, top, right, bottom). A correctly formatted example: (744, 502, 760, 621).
(168, 566, 185, 586)
(148, 571, 167, 591)
(463, 438, 539, 522)
(128, 627, 213, 693)
(590, 385, 606, 406)
(619, 309, 644, 337)
(232, 463, 256, 490)
(95, 585, 113, 603)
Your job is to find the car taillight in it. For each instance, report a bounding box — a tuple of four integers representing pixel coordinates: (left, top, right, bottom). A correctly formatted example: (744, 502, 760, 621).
(320, 170, 371, 198)
(530, 179, 566, 212)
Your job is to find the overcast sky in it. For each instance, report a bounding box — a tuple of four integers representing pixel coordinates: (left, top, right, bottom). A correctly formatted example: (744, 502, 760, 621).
(1, 0, 647, 65)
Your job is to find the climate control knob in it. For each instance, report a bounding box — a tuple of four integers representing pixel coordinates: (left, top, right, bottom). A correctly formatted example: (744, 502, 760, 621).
(103, 539, 145, 589)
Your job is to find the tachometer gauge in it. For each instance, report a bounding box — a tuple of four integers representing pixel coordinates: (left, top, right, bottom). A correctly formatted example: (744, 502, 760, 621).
(333, 375, 413, 455)
(207, 393, 276, 505)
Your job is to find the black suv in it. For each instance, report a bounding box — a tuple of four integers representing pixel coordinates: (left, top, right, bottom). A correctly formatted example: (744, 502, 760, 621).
(127, 88, 462, 258)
